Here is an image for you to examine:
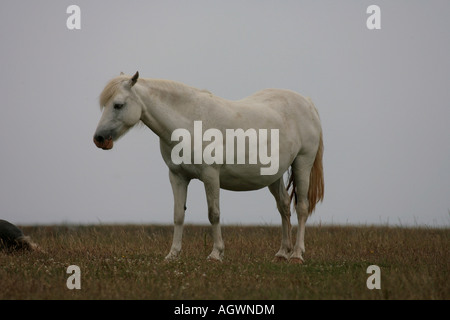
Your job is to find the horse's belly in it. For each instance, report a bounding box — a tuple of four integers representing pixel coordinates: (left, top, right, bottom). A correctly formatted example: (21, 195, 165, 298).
(219, 176, 279, 191)
(218, 163, 287, 191)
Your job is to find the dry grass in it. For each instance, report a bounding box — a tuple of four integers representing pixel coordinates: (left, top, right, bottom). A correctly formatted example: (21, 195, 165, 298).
(0, 224, 448, 300)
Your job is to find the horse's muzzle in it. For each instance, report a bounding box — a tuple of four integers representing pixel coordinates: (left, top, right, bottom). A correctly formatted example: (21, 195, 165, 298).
(93, 135, 113, 150)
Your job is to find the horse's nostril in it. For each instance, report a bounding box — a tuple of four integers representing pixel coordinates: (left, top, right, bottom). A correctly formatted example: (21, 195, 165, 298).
(95, 135, 104, 143)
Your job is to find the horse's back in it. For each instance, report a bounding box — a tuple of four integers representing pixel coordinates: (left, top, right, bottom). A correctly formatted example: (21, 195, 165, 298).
(236, 88, 315, 118)
(232, 88, 321, 140)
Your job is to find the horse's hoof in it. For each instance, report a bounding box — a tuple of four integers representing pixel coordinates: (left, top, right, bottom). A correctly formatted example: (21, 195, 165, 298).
(289, 257, 304, 264)
(273, 256, 288, 262)
(207, 253, 223, 262)
(164, 253, 179, 262)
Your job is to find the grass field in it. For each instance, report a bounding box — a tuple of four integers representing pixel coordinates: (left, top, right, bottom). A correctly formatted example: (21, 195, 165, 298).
(0, 224, 448, 300)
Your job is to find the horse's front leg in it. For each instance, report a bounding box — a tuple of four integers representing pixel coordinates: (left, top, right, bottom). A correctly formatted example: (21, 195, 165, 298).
(202, 167, 224, 261)
(165, 170, 189, 261)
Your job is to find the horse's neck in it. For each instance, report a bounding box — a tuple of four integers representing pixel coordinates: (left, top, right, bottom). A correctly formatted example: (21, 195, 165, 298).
(136, 79, 198, 144)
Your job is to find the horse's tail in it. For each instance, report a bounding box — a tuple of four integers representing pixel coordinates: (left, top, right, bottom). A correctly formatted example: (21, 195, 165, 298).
(287, 126, 324, 215)
(307, 130, 324, 213)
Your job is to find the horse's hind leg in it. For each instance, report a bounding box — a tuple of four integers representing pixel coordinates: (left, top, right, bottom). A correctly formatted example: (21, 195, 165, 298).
(268, 177, 292, 260)
(290, 155, 315, 263)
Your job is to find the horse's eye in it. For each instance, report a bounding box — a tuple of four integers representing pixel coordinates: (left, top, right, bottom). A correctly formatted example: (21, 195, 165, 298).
(114, 103, 124, 110)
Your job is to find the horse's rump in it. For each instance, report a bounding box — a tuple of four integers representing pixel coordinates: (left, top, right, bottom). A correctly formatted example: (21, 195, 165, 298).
(287, 130, 324, 214)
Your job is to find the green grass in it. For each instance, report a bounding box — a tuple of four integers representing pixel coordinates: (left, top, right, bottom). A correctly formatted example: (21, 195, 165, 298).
(0, 225, 448, 299)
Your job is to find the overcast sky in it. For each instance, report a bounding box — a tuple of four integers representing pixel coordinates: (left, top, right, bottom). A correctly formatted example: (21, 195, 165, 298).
(0, 1, 449, 227)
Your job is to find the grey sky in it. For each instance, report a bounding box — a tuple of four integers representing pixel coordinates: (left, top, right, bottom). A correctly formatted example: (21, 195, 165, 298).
(0, 1, 449, 226)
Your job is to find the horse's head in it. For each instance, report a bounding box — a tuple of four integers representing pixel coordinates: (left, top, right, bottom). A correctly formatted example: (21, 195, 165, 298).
(93, 71, 142, 150)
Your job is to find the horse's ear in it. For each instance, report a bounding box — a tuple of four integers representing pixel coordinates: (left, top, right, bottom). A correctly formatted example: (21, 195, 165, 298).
(130, 71, 139, 87)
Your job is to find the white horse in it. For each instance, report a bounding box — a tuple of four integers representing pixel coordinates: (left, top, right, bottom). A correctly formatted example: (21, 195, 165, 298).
(93, 72, 324, 263)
